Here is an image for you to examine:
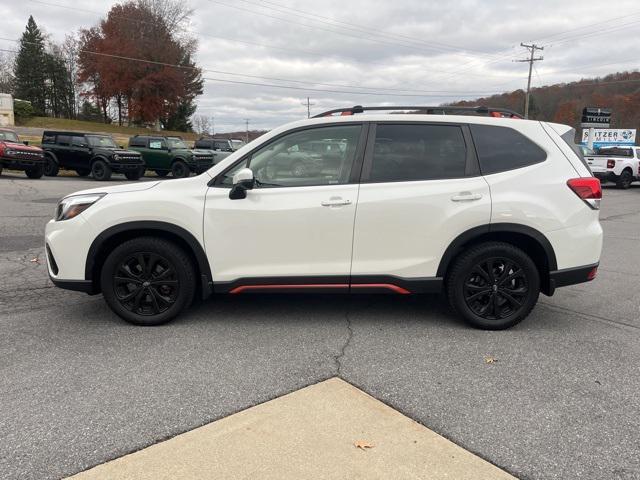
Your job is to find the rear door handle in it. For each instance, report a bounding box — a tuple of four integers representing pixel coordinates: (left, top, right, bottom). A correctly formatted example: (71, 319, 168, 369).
(451, 192, 483, 202)
(321, 198, 352, 207)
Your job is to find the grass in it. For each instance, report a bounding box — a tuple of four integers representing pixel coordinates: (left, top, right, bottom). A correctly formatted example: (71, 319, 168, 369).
(17, 117, 199, 147)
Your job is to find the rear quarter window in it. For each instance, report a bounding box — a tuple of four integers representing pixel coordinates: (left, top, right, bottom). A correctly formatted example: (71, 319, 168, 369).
(470, 124, 546, 175)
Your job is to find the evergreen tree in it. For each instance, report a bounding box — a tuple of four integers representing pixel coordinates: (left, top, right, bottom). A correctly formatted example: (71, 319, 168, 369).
(13, 16, 47, 115)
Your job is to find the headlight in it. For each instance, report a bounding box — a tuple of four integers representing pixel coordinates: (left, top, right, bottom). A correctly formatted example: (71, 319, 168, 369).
(55, 193, 106, 221)
(113, 154, 120, 161)
(5, 149, 15, 156)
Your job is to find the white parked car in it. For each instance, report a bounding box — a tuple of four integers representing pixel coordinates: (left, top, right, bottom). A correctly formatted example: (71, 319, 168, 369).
(45, 106, 603, 330)
(584, 145, 640, 189)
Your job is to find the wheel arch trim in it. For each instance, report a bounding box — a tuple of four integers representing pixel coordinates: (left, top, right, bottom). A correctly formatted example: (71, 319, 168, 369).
(436, 223, 558, 278)
(85, 221, 212, 297)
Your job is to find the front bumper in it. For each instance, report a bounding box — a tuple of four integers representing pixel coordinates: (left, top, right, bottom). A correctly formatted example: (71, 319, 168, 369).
(188, 157, 214, 173)
(0, 156, 45, 170)
(110, 162, 144, 173)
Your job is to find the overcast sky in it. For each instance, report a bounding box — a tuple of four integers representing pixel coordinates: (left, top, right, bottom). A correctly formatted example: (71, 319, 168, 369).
(1, 0, 639, 131)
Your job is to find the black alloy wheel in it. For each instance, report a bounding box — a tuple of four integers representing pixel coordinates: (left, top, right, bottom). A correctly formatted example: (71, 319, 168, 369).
(101, 237, 195, 325)
(447, 242, 540, 330)
(44, 156, 59, 176)
(92, 159, 112, 181)
(616, 170, 633, 189)
(171, 160, 190, 178)
(25, 164, 44, 179)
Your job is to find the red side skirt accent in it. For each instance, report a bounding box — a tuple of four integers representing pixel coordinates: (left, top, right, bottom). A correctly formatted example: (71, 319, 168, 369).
(229, 283, 411, 294)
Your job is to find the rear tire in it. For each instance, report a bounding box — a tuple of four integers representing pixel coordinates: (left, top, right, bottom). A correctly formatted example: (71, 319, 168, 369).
(44, 156, 59, 176)
(446, 242, 540, 330)
(171, 160, 190, 178)
(615, 170, 633, 189)
(92, 159, 112, 181)
(25, 164, 44, 179)
(100, 237, 196, 326)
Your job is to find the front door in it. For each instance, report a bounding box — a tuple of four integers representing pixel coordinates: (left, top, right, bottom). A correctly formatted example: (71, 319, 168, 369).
(204, 123, 367, 291)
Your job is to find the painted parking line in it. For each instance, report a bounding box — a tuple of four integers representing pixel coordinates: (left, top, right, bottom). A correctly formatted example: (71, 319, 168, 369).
(68, 378, 516, 480)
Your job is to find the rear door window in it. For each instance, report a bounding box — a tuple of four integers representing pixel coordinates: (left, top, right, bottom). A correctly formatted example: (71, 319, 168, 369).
(368, 124, 467, 182)
(57, 135, 71, 146)
(470, 124, 546, 174)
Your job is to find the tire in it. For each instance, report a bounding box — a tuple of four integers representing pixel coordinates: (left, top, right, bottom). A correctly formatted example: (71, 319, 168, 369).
(615, 169, 633, 189)
(75, 168, 91, 177)
(155, 170, 169, 178)
(25, 164, 44, 179)
(91, 159, 112, 181)
(171, 160, 190, 178)
(44, 156, 59, 177)
(125, 167, 145, 181)
(446, 242, 540, 330)
(100, 237, 196, 326)
(291, 161, 307, 177)
(0, 166, 3, 176)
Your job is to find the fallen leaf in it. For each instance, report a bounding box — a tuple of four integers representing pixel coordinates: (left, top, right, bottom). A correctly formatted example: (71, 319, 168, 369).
(484, 356, 497, 364)
(30, 257, 40, 264)
(354, 440, 374, 450)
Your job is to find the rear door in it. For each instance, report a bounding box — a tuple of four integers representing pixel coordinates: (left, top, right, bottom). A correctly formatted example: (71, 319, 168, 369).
(351, 122, 491, 287)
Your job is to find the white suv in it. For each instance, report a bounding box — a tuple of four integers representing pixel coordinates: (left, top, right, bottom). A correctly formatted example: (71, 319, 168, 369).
(45, 106, 603, 330)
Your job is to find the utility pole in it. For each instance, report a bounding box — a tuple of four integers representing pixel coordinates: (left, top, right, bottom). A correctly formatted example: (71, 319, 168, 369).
(211, 115, 214, 136)
(301, 97, 315, 118)
(515, 43, 544, 119)
(244, 118, 250, 143)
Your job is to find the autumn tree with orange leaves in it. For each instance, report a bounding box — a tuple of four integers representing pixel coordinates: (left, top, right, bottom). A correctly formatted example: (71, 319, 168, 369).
(77, 0, 203, 130)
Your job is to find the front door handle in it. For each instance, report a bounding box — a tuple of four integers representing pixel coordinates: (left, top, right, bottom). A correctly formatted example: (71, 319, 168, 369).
(451, 192, 483, 202)
(321, 198, 352, 207)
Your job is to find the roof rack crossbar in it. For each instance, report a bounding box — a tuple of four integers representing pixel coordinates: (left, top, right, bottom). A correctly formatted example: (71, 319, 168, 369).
(312, 105, 523, 119)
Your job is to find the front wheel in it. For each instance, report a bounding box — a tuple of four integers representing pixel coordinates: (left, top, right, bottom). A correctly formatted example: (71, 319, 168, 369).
(171, 160, 190, 178)
(615, 170, 633, 189)
(125, 167, 145, 180)
(92, 159, 112, 181)
(25, 164, 44, 179)
(446, 242, 540, 330)
(100, 237, 196, 325)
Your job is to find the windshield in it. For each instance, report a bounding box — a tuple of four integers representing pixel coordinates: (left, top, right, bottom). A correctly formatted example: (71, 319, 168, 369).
(0, 131, 19, 143)
(87, 136, 118, 148)
(167, 138, 188, 149)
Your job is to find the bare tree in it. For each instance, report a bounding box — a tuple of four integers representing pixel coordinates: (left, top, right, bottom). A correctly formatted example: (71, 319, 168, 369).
(0, 51, 15, 93)
(192, 114, 211, 135)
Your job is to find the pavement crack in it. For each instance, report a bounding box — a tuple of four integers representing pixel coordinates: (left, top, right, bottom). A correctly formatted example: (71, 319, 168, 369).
(333, 303, 354, 377)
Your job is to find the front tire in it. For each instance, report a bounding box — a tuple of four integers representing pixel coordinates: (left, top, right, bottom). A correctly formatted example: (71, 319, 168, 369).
(100, 237, 196, 326)
(92, 159, 112, 181)
(171, 160, 190, 178)
(25, 164, 44, 179)
(446, 242, 540, 330)
(615, 170, 633, 189)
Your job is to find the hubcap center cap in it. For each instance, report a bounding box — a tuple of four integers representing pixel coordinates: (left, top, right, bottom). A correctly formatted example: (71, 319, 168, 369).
(492, 284, 498, 292)
(142, 281, 150, 287)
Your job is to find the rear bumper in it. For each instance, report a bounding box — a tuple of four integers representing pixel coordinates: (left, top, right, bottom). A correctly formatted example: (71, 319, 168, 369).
(548, 263, 599, 294)
(593, 171, 616, 181)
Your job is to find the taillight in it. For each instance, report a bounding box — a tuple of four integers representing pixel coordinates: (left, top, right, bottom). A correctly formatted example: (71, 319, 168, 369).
(607, 159, 615, 169)
(567, 177, 602, 210)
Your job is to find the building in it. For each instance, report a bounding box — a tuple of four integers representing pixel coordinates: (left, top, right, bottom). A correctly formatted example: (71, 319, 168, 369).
(0, 93, 14, 126)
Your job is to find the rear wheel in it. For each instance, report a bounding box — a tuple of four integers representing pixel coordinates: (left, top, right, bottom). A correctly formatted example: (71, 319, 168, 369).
(44, 156, 59, 176)
(155, 170, 169, 178)
(100, 237, 196, 326)
(92, 159, 112, 181)
(25, 164, 44, 179)
(446, 242, 540, 330)
(171, 160, 190, 178)
(75, 168, 90, 177)
(615, 169, 633, 189)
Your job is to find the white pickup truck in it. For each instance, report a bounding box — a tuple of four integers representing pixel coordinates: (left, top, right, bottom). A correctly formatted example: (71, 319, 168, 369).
(583, 146, 640, 189)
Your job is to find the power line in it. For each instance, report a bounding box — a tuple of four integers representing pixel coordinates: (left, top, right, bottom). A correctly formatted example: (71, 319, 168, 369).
(515, 43, 543, 118)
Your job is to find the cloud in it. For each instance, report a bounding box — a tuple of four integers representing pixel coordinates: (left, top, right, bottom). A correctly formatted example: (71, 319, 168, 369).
(2, 0, 639, 130)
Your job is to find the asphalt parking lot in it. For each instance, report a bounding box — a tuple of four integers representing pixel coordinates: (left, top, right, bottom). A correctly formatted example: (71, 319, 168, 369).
(1, 171, 639, 480)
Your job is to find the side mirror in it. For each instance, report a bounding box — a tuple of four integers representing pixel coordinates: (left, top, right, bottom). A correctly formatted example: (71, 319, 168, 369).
(23, 140, 29, 146)
(229, 168, 255, 200)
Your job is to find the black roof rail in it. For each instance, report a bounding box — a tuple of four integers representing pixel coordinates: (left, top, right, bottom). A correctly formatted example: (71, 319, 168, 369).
(312, 105, 523, 119)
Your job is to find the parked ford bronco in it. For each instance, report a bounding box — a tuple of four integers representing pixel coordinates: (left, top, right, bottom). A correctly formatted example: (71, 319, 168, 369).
(128, 135, 215, 178)
(0, 128, 45, 178)
(193, 137, 234, 163)
(41, 131, 145, 181)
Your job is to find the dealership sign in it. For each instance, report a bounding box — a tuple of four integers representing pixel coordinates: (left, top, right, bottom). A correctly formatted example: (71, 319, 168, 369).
(581, 128, 636, 147)
(581, 107, 611, 128)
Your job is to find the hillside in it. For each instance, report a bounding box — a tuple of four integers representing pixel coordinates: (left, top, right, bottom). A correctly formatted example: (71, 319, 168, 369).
(450, 71, 640, 134)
